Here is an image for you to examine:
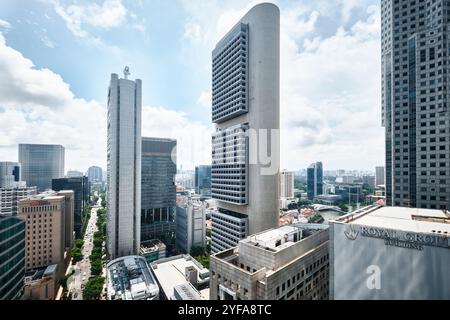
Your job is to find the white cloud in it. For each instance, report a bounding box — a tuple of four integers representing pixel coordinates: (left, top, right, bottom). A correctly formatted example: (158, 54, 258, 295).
(51, 0, 128, 38)
(0, 19, 11, 31)
(142, 106, 212, 168)
(197, 90, 212, 110)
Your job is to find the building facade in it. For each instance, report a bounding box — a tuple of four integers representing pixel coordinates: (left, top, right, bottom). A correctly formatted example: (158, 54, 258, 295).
(18, 191, 74, 278)
(307, 162, 323, 200)
(52, 177, 90, 238)
(209, 224, 329, 300)
(87, 166, 103, 183)
(0, 216, 26, 300)
(0, 162, 23, 189)
(107, 70, 142, 259)
(176, 200, 206, 254)
(18, 144, 65, 191)
(381, 0, 450, 209)
(280, 170, 294, 198)
(141, 137, 177, 251)
(195, 165, 212, 198)
(211, 3, 280, 253)
(375, 166, 385, 187)
(330, 205, 450, 299)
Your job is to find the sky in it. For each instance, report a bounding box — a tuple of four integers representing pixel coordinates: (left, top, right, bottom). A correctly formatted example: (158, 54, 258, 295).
(0, 0, 384, 173)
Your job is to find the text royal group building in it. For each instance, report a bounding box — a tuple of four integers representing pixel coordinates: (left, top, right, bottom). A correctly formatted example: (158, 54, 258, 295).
(329, 205, 450, 300)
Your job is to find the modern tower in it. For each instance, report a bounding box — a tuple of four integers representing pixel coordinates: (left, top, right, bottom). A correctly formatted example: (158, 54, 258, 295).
(211, 3, 280, 253)
(87, 166, 103, 183)
(307, 162, 323, 200)
(382, 0, 450, 209)
(194, 165, 212, 197)
(280, 170, 294, 198)
(107, 68, 142, 259)
(140, 137, 177, 252)
(375, 166, 385, 187)
(18, 144, 65, 191)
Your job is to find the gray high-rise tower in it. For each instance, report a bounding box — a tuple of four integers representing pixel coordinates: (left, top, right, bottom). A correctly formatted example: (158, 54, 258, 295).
(18, 144, 64, 191)
(382, 0, 450, 209)
(107, 68, 142, 259)
(211, 3, 280, 253)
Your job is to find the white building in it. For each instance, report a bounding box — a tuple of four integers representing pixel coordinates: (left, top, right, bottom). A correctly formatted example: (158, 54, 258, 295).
(211, 3, 280, 253)
(209, 224, 329, 300)
(176, 200, 206, 254)
(107, 256, 159, 300)
(375, 166, 385, 187)
(330, 205, 450, 299)
(151, 255, 210, 300)
(280, 170, 294, 198)
(107, 68, 142, 259)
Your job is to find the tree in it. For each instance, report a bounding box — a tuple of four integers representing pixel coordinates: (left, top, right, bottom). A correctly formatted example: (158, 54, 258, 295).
(58, 274, 70, 290)
(71, 247, 83, 264)
(75, 239, 84, 249)
(83, 276, 105, 300)
(190, 246, 205, 257)
(91, 259, 103, 276)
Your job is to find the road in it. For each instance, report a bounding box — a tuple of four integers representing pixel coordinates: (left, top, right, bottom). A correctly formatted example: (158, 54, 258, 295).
(68, 203, 100, 300)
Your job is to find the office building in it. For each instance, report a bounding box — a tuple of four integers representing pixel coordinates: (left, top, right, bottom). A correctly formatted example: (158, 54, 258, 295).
(307, 162, 323, 200)
(176, 200, 206, 254)
(52, 176, 90, 238)
(151, 255, 210, 300)
(18, 191, 74, 277)
(362, 175, 376, 190)
(0, 162, 24, 188)
(0, 216, 26, 300)
(195, 165, 212, 197)
(87, 166, 103, 183)
(107, 68, 142, 259)
(23, 264, 57, 300)
(375, 166, 385, 187)
(381, 0, 450, 209)
(141, 137, 177, 250)
(106, 255, 159, 300)
(18, 144, 65, 191)
(280, 170, 294, 198)
(209, 224, 329, 300)
(330, 205, 450, 299)
(211, 3, 280, 253)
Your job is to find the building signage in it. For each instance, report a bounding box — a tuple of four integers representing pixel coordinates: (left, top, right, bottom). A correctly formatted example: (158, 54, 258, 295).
(344, 224, 450, 251)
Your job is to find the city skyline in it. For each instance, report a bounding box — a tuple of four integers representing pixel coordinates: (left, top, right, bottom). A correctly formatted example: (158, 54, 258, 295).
(0, 0, 384, 172)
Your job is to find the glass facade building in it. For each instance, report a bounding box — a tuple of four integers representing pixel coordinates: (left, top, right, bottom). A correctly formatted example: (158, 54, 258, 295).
(307, 162, 323, 200)
(194, 165, 212, 198)
(140, 137, 177, 253)
(52, 177, 90, 238)
(18, 144, 65, 192)
(0, 216, 25, 300)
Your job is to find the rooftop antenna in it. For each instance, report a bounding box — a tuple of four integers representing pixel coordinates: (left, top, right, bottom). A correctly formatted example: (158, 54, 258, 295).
(123, 66, 130, 79)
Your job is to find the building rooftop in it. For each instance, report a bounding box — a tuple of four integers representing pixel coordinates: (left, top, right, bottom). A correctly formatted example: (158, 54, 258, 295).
(106, 255, 159, 300)
(25, 264, 57, 282)
(140, 240, 166, 254)
(151, 255, 209, 300)
(335, 205, 450, 235)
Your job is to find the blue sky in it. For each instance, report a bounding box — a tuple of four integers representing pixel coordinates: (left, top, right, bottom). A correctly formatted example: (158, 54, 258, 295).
(0, 0, 384, 172)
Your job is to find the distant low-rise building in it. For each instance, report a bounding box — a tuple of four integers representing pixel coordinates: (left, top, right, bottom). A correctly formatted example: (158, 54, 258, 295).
(209, 224, 329, 300)
(23, 264, 57, 300)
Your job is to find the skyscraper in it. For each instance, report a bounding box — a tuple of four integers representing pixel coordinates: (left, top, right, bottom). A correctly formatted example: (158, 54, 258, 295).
(382, 0, 450, 209)
(52, 176, 90, 238)
(18, 144, 65, 191)
(140, 137, 177, 252)
(307, 162, 323, 200)
(375, 166, 385, 187)
(0, 162, 23, 188)
(280, 170, 294, 198)
(194, 165, 212, 197)
(87, 166, 103, 183)
(107, 68, 142, 259)
(210, 3, 280, 253)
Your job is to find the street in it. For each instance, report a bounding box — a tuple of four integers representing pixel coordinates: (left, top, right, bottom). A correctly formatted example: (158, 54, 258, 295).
(67, 202, 101, 300)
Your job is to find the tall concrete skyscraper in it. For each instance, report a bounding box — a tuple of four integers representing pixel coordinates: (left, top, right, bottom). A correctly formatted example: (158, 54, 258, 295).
(375, 166, 385, 187)
(280, 170, 294, 198)
(307, 162, 323, 200)
(18, 144, 65, 191)
(107, 68, 142, 259)
(382, 0, 450, 209)
(140, 137, 177, 252)
(211, 3, 280, 253)
(87, 166, 103, 183)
